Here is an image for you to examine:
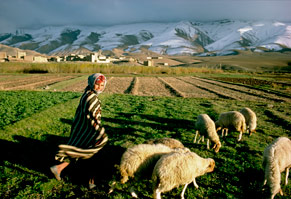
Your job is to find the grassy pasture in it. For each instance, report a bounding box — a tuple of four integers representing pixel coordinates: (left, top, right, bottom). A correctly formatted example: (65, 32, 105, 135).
(0, 88, 290, 198)
(0, 57, 290, 198)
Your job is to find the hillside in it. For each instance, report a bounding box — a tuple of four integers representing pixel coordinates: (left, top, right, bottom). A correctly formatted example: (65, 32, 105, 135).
(0, 20, 290, 56)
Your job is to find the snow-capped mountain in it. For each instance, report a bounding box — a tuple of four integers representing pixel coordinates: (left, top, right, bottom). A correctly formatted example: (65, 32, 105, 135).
(0, 20, 290, 56)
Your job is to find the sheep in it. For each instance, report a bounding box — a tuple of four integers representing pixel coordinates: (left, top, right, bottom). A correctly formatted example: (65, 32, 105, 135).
(239, 107, 257, 136)
(194, 114, 221, 153)
(144, 137, 184, 149)
(262, 137, 291, 199)
(215, 111, 246, 141)
(116, 143, 190, 198)
(152, 151, 215, 199)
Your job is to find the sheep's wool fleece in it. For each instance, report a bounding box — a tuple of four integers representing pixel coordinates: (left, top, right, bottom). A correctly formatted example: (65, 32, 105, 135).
(240, 107, 257, 131)
(263, 137, 291, 173)
(120, 144, 173, 178)
(195, 114, 219, 143)
(144, 137, 184, 149)
(152, 151, 214, 192)
(216, 111, 245, 131)
(263, 137, 291, 197)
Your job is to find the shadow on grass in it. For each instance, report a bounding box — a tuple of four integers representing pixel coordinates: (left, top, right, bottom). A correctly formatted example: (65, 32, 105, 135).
(0, 134, 125, 194)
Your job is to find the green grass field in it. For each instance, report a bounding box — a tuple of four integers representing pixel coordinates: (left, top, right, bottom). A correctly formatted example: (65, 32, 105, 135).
(0, 88, 290, 198)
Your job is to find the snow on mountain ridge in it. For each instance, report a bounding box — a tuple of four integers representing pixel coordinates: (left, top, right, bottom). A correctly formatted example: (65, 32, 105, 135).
(0, 20, 290, 56)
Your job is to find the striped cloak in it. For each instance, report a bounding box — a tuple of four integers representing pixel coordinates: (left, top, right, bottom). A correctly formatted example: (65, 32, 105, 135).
(55, 89, 108, 162)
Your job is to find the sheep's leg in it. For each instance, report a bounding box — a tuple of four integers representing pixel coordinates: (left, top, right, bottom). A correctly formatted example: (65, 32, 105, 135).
(279, 188, 284, 196)
(194, 131, 199, 143)
(197, 136, 202, 144)
(221, 129, 224, 137)
(263, 179, 267, 186)
(130, 186, 138, 198)
(180, 183, 189, 199)
(238, 131, 242, 141)
(225, 128, 228, 136)
(153, 188, 161, 199)
(108, 181, 116, 194)
(207, 139, 210, 149)
(202, 136, 205, 143)
(193, 178, 199, 189)
(285, 167, 289, 185)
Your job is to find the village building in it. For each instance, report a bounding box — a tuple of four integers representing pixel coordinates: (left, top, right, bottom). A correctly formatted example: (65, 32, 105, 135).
(0, 52, 7, 62)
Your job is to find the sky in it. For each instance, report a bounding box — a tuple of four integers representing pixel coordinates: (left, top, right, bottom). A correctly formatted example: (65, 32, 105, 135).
(1, 0, 291, 33)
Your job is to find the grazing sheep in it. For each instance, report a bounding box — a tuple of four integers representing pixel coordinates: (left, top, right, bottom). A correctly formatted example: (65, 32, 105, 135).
(144, 137, 184, 149)
(262, 137, 291, 199)
(194, 114, 221, 153)
(215, 111, 246, 141)
(239, 107, 257, 136)
(120, 143, 172, 184)
(117, 143, 189, 198)
(152, 151, 215, 199)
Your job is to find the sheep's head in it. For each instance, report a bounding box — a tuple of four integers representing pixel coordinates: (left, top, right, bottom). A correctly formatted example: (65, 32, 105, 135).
(262, 181, 283, 199)
(205, 158, 215, 173)
(213, 141, 221, 153)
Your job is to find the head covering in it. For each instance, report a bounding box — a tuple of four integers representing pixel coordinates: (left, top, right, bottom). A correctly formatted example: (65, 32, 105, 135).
(86, 73, 107, 94)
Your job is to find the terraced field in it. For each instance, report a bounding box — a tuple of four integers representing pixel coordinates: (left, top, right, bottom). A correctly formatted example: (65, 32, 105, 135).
(1, 74, 290, 104)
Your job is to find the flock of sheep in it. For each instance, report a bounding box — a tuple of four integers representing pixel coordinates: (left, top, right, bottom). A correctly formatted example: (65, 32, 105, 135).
(109, 107, 290, 199)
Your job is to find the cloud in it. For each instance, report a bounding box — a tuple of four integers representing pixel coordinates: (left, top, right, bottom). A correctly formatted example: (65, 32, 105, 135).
(0, 0, 291, 33)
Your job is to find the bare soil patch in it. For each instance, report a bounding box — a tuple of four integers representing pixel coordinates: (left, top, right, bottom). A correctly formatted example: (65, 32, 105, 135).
(136, 77, 175, 97)
(104, 77, 133, 94)
(160, 77, 218, 98)
(0, 75, 289, 103)
(197, 78, 290, 103)
(1, 75, 75, 90)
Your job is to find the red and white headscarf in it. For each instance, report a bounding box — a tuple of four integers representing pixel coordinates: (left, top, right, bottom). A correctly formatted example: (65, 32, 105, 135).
(87, 73, 107, 94)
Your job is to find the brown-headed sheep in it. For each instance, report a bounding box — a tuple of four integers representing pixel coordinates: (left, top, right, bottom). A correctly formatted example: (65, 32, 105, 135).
(262, 137, 291, 199)
(215, 111, 246, 141)
(144, 137, 184, 149)
(240, 107, 257, 136)
(194, 114, 221, 153)
(152, 151, 215, 199)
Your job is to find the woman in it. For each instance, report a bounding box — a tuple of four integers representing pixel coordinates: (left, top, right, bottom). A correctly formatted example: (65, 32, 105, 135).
(50, 73, 108, 189)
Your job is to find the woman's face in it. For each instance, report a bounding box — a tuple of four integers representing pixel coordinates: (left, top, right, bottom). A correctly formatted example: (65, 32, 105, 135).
(94, 82, 105, 91)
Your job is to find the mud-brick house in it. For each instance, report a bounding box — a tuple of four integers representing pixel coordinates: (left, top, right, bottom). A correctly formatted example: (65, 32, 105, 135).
(17, 51, 26, 59)
(89, 52, 110, 63)
(33, 56, 48, 62)
(0, 52, 7, 62)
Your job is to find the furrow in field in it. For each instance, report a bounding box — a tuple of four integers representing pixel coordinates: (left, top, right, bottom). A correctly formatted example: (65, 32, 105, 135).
(162, 77, 231, 99)
(4, 76, 74, 90)
(157, 77, 185, 97)
(0, 75, 54, 88)
(199, 77, 290, 103)
(184, 76, 265, 101)
(104, 77, 133, 94)
(164, 77, 220, 99)
(136, 77, 175, 97)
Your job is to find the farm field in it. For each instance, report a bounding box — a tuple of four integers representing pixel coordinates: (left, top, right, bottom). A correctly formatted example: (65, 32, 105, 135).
(0, 73, 290, 198)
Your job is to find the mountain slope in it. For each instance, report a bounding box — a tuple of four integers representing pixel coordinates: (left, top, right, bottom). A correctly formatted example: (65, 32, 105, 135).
(0, 20, 290, 56)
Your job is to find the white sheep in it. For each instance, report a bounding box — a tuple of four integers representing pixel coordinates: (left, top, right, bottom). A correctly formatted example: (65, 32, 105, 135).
(239, 107, 257, 136)
(152, 151, 215, 199)
(194, 114, 221, 153)
(144, 137, 184, 149)
(262, 137, 291, 199)
(119, 143, 173, 184)
(117, 143, 189, 198)
(215, 111, 246, 141)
